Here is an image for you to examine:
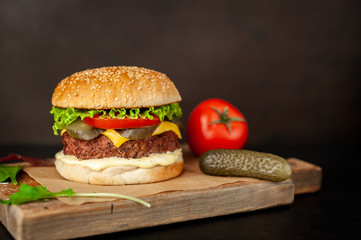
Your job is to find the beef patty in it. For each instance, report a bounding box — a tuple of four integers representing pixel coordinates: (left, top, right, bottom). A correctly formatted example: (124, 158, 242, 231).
(62, 131, 180, 160)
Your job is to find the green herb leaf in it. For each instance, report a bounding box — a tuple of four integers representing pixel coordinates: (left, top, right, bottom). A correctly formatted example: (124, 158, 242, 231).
(0, 183, 150, 207)
(0, 183, 74, 205)
(0, 165, 23, 185)
(50, 103, 182, 135)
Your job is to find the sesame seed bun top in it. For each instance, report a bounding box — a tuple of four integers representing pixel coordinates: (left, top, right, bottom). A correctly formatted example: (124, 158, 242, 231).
(51, 66, 182, 109)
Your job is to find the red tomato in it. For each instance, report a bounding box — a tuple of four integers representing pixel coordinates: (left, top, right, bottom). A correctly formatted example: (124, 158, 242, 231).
(83, 115, 161, 129)
(186, 98, 248, 156)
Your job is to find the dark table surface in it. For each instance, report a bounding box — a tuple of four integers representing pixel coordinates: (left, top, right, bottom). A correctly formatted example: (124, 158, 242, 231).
(0, 144, 360, 240)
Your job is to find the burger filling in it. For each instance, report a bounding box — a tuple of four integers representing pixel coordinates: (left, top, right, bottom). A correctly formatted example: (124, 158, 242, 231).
(50, 103, 183, 161)
(62, 131, 179, 160)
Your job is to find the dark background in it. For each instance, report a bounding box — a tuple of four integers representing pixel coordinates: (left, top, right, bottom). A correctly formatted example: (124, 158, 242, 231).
(0, 1, 360, 148)
(1, 1, 361, 239)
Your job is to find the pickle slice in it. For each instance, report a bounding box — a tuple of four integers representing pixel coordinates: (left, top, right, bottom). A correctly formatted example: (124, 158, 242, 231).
(170, 117, 183, 128)
(118, 124, 159, 140)
(65, 119, 104, 140)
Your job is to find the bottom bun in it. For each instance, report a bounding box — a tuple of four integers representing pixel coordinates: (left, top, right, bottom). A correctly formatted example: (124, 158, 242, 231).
(55, 149, 183, 185)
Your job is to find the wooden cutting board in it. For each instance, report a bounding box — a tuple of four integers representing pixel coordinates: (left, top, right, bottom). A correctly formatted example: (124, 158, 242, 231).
(0, 146, 322, 240)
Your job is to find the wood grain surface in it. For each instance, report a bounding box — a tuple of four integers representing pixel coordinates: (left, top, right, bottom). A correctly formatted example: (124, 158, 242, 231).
(0, 148, 322, 240)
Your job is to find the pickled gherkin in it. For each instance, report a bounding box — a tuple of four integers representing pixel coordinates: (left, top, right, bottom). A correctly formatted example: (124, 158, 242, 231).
(199, 149, 292, 182)
(65, 119, 104, 140)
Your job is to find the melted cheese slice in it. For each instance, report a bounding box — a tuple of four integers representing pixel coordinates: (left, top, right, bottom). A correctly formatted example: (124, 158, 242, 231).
(101, 129, 129, 147)
(55, 148, 182, 171)
(102, 121, 181, 148)
(152, 121, 182, 139)
(60, 129, 66, 136)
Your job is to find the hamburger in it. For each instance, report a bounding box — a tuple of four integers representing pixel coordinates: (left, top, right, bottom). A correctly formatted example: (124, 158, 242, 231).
(50, 66, 183, 185)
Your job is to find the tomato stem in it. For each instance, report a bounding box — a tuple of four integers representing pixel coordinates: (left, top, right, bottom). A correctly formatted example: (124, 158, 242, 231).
(209, 106, 245, 134)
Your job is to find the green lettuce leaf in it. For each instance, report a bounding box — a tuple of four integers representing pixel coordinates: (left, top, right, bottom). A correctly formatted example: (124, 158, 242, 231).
(0, 165, 23, 185)
(50, 103, 182, 135)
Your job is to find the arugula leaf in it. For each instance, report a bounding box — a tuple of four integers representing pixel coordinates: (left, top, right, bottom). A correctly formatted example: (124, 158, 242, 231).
(0, 165, 23, 185)
(50, 103, 182, 135)
(0, 183, 151, 207)
(0, 183, 73, 205)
